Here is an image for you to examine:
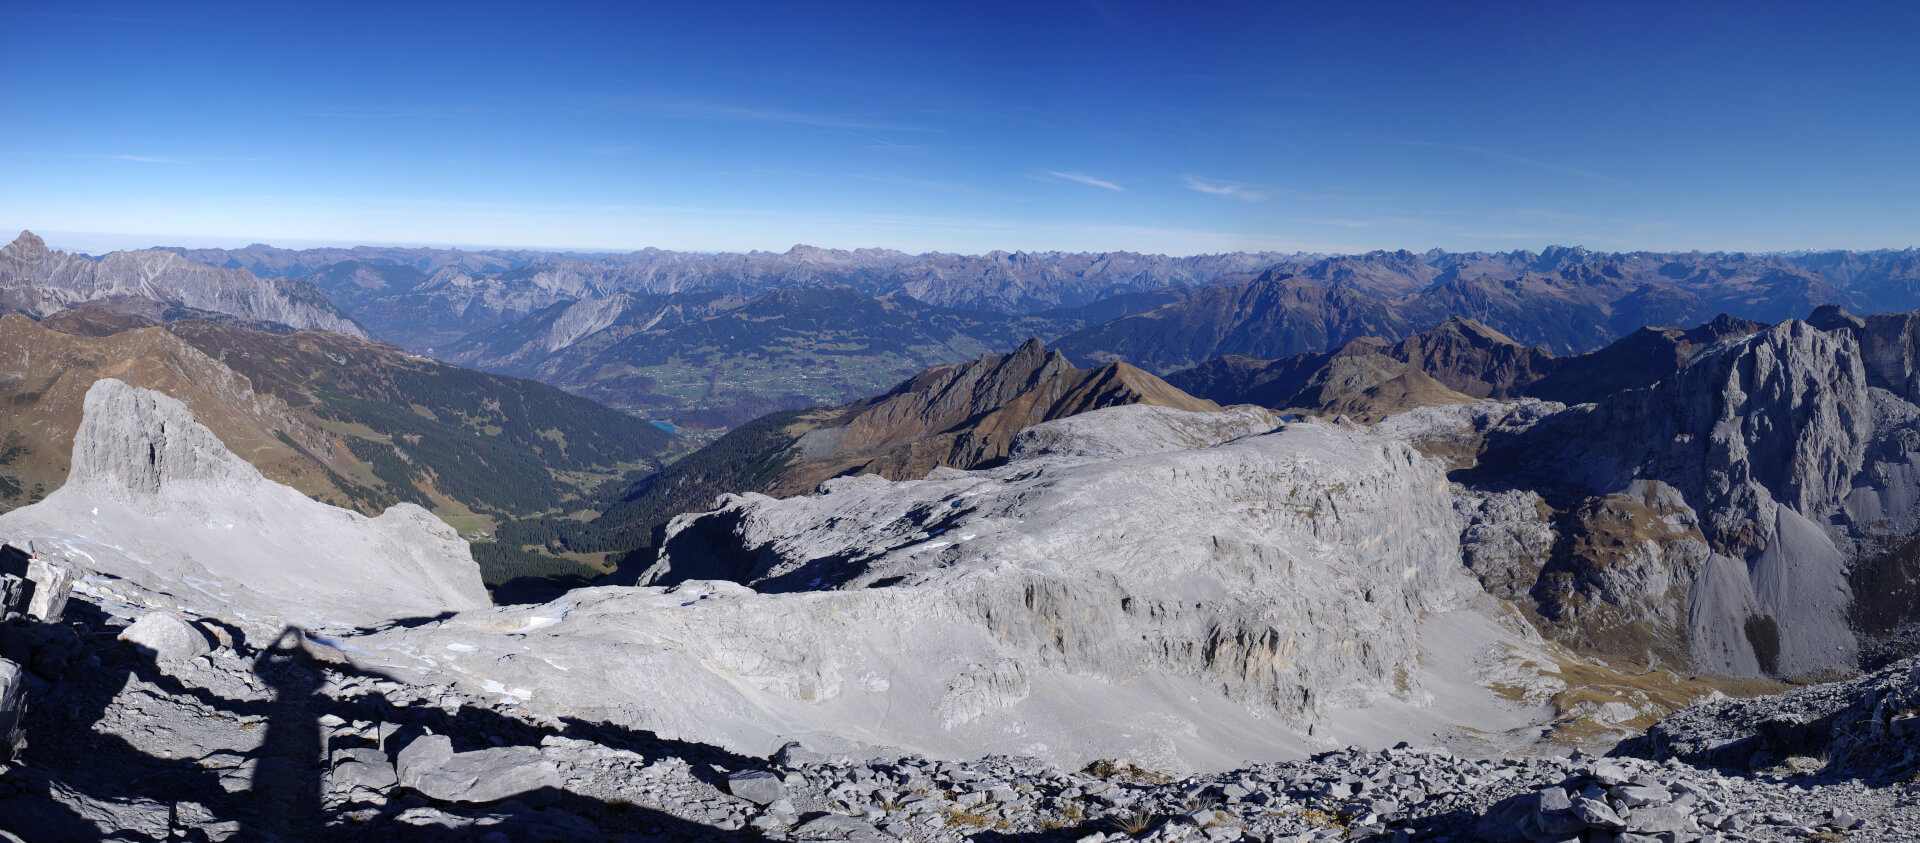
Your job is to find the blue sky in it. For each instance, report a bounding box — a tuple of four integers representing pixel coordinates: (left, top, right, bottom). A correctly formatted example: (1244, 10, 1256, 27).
(4, 1, 1917, 255)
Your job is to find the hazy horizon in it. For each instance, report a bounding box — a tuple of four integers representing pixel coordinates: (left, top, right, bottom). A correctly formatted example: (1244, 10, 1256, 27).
(12, 227, 1918, 262)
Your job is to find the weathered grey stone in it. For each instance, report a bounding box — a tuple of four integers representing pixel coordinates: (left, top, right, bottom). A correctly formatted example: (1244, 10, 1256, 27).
(1613, 784, 1671, 807)
(1537, 786, 1572, 812)
(333, 748, 397, 791)
(118, 612, 210, 662)
(773, 739, 828, 767)
(791, 813, 883, 841)
(1575, 797, 1626, 828)
(727, 769, 785, 805)
(1625, 804, 1691, 834)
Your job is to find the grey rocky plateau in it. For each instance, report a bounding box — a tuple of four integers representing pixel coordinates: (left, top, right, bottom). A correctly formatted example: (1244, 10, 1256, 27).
(0, 231, 367, 338)
(4, 323, 1920, 837)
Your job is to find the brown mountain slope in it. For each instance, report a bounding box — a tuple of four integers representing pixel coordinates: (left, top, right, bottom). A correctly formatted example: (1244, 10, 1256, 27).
(768, 338, 1219, 494)
(0, 313, 343, 510)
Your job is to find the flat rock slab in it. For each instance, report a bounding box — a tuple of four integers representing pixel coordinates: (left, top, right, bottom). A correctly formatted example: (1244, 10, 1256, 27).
(396, 734, 559, 803)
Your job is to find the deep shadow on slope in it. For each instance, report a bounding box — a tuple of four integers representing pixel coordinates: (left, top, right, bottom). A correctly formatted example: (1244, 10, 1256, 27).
(0, 600, 766, 841)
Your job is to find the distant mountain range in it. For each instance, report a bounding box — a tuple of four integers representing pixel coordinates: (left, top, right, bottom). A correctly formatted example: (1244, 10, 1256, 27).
(23, 229, 1920, 432)
(1057, 247, 1920, 372)
(2, 232, 365, 337)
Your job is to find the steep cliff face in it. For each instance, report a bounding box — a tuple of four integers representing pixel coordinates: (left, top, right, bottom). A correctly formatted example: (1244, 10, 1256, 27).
(1467, 319, 1878, 678)
(0, 380, 487, 628)
(0, 231, 367, 338)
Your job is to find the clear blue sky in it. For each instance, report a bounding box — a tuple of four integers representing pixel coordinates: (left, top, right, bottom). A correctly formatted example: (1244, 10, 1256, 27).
(4, 1, 1917, 255)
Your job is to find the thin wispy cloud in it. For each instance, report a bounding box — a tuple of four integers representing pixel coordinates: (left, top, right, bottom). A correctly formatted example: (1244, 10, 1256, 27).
(1185, 176, 1267, 201)
(1047, 171, 1124, 191)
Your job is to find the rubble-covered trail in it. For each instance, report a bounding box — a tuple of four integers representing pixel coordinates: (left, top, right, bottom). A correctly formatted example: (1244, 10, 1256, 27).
(4, 594, 1920, 842)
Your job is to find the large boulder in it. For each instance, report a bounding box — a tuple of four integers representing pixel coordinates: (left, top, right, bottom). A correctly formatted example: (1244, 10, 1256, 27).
(118, 612, 211, 663)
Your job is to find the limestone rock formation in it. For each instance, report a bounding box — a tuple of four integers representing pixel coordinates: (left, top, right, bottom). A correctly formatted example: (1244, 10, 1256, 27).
(353, 408, 1553, 771)
(0, 379, 487, 630)
(1508, 320, 1866, 677)
(545, 340, 1237, 569)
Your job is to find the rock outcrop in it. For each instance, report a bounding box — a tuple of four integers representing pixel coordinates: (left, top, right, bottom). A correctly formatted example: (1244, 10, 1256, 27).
(0, 231, 366, 338)
(0, 379, 487, 630)
(1618, 656, 1920, 779)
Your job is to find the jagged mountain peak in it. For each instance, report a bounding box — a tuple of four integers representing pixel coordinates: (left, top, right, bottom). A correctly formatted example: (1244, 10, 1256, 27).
(1, 230, 48, 262)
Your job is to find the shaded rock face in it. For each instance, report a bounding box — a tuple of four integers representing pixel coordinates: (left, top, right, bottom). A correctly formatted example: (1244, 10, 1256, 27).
(0, 231, 365, 338)
(1455, 318, 1907, 678)
(0, 658, 22, 759)
(1530, 481, 1712, 668)
(0, 379, 488, 630)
